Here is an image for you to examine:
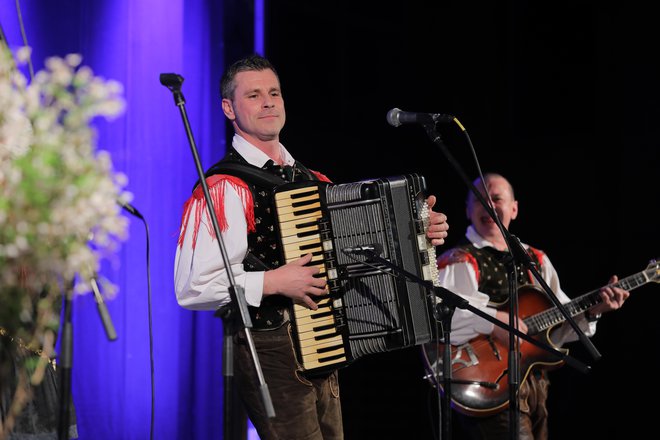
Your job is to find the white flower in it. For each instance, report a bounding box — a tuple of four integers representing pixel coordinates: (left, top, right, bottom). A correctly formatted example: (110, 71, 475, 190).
(0, 44, 129, 311)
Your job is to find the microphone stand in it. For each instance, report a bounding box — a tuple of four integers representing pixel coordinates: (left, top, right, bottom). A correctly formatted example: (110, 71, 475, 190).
(504, 254, 521, 436)
(0, 18, 8, 47)
(160, 73, 275, 440)
(58, 273, 118, 440)
(57, 284, 74, 440)
(436, 297, 455, 440)
(417, 120, 599, 439)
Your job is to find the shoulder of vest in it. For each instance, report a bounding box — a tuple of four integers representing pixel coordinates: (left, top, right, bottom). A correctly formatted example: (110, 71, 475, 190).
(437, 246, 475, 268)
(526, 245, 546, 266)
(308, 169, 332, 183)
(192, 161, 286, 192)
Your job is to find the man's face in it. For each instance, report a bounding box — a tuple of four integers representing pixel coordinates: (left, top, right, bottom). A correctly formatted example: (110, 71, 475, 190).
(222, 69, 286, 142)
(467, 175, 518, 239)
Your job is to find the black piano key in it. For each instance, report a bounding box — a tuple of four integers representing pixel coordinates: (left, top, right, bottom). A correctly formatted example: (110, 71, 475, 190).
(290, 189, 319, 199)
(316, 333, 340, 342)
(313, 324, 338, 333)
(317, 352, 346, 363)
(317, 344, 345, 354)
(311, 311, 334, 321)
(292, 198, 320, 208)
(299, 243, 320, 251)
(293, 207, 321, 217)
(296, 220, 318, 229)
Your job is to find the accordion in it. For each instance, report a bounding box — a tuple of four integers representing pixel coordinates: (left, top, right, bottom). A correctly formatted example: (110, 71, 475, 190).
(274, 173, 440, 374)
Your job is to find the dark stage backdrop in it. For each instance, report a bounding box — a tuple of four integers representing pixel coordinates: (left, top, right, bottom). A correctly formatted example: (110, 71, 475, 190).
(1, 1, 657, 439)
(264, 1, 659, 439)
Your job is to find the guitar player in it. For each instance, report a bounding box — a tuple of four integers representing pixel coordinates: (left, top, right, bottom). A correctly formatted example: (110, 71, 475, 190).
(435, 172, 629, 440)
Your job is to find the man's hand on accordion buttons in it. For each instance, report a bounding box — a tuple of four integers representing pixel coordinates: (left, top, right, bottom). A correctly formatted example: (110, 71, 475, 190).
(426, 195, 449, 246)
(262, 253, 327, 310)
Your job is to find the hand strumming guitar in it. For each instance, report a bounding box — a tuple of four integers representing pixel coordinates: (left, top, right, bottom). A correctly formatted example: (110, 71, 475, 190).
(492, 310, 528, 347)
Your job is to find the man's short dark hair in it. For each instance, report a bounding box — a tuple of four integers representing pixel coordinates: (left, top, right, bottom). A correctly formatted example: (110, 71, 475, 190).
(220, 54, 278, 100)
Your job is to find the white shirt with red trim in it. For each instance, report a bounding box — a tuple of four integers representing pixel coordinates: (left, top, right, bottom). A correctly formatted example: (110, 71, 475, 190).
(437, 225, 596, 346)
(173, 134, 295, 311)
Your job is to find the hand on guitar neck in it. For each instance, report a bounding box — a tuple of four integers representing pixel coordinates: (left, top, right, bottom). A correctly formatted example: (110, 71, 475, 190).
(491, 273, 629, 348)
(589, 274, 629, 316)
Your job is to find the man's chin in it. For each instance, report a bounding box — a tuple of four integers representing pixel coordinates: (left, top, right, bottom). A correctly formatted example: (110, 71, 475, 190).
(476, 223, 499, 237)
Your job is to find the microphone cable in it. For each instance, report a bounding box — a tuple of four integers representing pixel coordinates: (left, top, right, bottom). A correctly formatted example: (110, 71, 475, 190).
(14, 0, 35, 80)
(121, 203, 155, 440)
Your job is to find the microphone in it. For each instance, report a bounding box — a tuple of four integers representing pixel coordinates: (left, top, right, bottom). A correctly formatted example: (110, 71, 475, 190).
(342, 244, 383, 255)
(117, 199, 144, 219)
(90, 277, 118, 341)
(160, 73, 185, 105)
(386, 108, 454, 127)
(159, 73, 184, 91)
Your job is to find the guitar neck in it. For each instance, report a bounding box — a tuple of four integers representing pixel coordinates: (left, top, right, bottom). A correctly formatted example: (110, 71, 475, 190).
(525, 270, 650, 334)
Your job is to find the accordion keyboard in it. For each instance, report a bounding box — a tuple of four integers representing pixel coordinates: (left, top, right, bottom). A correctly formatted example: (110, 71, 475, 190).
(274, 184, 347, 371)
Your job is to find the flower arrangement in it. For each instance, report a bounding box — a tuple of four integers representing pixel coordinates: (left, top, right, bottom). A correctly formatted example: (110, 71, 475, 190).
(0, 43, 129, 436)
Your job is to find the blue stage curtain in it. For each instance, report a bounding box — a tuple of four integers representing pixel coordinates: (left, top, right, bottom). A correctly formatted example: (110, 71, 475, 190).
(0, 1, 235, 438)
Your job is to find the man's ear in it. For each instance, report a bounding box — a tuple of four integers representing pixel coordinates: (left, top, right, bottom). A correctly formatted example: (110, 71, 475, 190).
(222, 98, 235, 120)
(511, 200, 519, 220)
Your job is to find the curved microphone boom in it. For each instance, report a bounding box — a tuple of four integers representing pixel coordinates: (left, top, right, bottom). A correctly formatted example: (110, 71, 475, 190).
(386, 108, 454, 127)
(117, 199, 144, 220)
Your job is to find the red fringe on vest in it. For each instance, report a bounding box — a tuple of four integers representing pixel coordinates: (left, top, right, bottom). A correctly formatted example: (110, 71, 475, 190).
(310, 169, 332, 183)
(177, 169, 330, 250)
(437, 248, 481, 284)
(177, 175, 256, 249)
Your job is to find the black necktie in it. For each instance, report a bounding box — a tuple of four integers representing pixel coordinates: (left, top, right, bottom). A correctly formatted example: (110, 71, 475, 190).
(263, 160, 295, 182)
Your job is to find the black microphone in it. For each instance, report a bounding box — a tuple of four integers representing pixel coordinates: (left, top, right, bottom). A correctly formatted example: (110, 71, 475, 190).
(90, 277, 118, 341)
(160, 73, 185, 105)
(117, 199, 144, 219)
(342, 244, 383, 255)
(159, 73, 184, 91)
(386, 108, 454, 127)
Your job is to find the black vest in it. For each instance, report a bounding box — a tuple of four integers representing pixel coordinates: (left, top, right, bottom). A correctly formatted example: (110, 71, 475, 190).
(453, 237, 542, 307)
(204, 147, 323, 329)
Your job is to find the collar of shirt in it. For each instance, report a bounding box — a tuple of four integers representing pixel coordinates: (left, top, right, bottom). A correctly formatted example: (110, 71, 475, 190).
(466, 225, 493, 249)
(465, 225, 530, 252)
(232, 134, 296, 167)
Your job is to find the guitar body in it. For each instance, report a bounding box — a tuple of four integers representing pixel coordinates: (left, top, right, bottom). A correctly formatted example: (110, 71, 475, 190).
(422, 286, 567, 417)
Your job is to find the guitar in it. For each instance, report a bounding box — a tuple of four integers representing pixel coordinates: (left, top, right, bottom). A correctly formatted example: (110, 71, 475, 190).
(421, 259, 660, 417)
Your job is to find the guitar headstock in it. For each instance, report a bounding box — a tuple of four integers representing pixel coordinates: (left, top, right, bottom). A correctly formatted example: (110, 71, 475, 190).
(646, 259, 660, 283)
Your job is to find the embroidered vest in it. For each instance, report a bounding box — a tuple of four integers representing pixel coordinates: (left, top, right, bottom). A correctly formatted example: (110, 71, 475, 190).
(448, 237, 542, 307)
(209, 148, 324, 329)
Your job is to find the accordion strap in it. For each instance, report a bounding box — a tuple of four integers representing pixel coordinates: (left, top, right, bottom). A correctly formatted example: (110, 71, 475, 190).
(193, 161, 286, 192)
